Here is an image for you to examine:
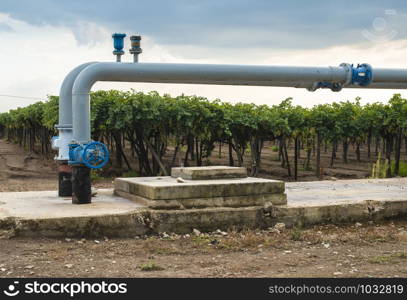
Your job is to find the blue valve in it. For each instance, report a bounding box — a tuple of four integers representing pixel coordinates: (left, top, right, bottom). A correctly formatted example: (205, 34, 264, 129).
(112, 33, 126, 62)
(351, 63, 373, 86)
(69, 141, 109, 169)
(112, 33, 126, 54)
(82, 142, 109, 169)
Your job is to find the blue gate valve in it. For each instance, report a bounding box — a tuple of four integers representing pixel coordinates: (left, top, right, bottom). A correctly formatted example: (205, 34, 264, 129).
(69, 141, 109, 169)
(351, 63, 373, 86)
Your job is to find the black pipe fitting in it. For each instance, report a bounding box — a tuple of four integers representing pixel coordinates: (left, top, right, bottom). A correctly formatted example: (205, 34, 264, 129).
(58, 162, 72, 197)
(72, 166, 91, 204)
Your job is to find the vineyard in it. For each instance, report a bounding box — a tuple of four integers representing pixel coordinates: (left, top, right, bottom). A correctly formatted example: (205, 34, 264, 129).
(0, 90, 406, 181)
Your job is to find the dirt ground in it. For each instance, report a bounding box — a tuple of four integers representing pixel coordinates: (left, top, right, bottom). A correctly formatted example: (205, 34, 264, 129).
(0, 139, 111, 192)
(0, 222, 406, 278)
(0, 139, 406, 278)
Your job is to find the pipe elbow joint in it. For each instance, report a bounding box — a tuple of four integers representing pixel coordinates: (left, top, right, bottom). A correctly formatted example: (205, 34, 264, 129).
(72, 68, 99, 95)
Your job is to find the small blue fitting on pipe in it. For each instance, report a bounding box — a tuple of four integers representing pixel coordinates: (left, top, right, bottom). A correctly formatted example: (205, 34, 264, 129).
(69, 142, 109, 169)
(309, 82, 343, 92)
(68, 143, 81, 165)
(352, 64, 373, 86)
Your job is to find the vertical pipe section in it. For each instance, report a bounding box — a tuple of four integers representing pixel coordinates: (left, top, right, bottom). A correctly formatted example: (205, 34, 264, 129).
(57, 62, 96, 197)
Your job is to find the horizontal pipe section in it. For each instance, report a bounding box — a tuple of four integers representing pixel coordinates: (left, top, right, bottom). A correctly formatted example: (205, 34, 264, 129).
(72, 63, 348, 143)
(373, 68, 407, 83)
(73, 63, 349, 94)
(72, 62, 407, 143)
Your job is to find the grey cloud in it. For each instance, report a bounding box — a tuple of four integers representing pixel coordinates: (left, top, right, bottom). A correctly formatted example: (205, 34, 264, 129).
(1, 0, 407, 50)
(0, 22, 13, 32)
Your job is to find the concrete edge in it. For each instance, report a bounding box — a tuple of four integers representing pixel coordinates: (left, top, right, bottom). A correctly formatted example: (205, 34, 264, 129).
(171, 166, 248, 180)
(1, 199, 407, 238)
(114, 189, 287, 209)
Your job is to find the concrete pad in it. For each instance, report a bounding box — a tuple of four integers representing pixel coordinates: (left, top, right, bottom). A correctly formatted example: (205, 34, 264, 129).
(1, 178, 407, 238)
(285, 178, 407, 207)
(0, 189, 145, 219)
(114, 176, 285, 200)
(171, 166, 247, 180)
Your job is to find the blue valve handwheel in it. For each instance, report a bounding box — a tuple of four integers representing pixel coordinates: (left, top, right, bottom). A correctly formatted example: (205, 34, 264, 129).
(81, 141, 109, 169)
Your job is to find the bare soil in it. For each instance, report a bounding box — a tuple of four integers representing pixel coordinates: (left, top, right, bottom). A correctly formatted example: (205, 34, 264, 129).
(0, 139, 111, 191)
(0, 222, 406, 278)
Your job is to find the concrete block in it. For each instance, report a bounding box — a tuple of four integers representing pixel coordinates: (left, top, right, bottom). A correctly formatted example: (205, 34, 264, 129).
(171, 166, 247, 180)
(114, 176, 285, 200)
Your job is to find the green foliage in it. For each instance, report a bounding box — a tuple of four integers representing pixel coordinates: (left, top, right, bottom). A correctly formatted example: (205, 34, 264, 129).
(392, 161, 407, 177)
(370, 153, 387, 179)
(122, 170, 139, 177)
(290, 228, 303, 241)
(0, 90, 406, 179)
(90, 169, 105, 181)
(139, 261, 165, 271)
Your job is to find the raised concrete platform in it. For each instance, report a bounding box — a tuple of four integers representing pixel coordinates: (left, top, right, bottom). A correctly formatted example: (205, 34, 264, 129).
(114, 176, 285, 200)
(114, 166, 286, 208)
(1, 178, 406, 237)
(171, 166, 247, 180)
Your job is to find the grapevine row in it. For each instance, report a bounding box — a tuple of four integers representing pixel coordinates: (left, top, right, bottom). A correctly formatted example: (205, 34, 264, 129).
(0, 91, 406, 180)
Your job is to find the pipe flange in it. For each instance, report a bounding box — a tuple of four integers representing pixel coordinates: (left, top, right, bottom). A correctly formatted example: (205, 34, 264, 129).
(55, 124, 73, 130)
(307, 82, 320, 92)
(340, 63, 353, 87)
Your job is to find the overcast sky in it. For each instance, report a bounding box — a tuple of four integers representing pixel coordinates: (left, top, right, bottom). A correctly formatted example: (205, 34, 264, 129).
(0, 0, 407, 112)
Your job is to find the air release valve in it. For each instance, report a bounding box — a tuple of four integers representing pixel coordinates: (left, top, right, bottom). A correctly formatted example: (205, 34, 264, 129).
(69, 141, 109, 169)
(112, 33, 126, 62)
(129, 35, 142, 63)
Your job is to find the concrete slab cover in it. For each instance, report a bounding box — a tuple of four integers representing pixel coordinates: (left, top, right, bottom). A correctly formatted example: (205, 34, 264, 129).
(171, 166, 247, 180)
(114, 176, 285, 200)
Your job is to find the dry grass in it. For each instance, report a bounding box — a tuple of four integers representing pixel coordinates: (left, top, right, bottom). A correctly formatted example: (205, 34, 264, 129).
(139, 261, 165, 271)
(368, 252, 407, 264)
